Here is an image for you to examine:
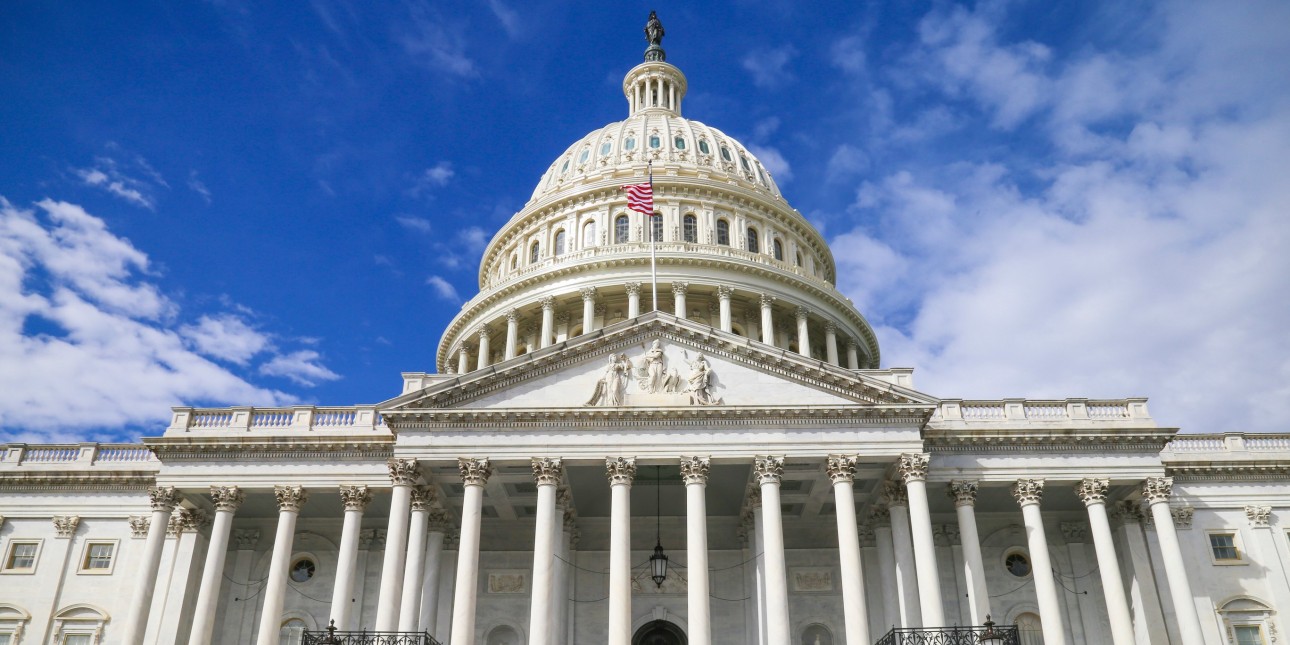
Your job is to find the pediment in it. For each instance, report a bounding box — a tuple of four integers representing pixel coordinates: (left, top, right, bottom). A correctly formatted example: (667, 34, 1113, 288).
(381, 313, 936, 418)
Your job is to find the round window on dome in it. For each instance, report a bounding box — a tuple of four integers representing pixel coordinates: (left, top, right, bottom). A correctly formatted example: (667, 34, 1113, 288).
(600, 142, 612, 156)
(674, 137, 685, 150)
(698, 139, 710, 154)
(624, 138, 636, 151)
(649, 135, 661, 149)
(720, 146, 731, 161)
(290, 557, 316, 583)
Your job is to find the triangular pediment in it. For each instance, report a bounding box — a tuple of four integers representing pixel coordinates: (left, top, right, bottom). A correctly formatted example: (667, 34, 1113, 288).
(380, 313, 937, 418)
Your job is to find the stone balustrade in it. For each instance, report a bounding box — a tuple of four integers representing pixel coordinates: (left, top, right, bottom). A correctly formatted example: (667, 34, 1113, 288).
(167, 405, 386, 436)
(1, 443, 157, 468)
(935, 397, 1153, 427)
(1164, 433, 1290, 456)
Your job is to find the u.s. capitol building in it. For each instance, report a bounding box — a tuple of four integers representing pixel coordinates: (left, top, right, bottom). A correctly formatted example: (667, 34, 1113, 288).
(1, 14, 1286, 645)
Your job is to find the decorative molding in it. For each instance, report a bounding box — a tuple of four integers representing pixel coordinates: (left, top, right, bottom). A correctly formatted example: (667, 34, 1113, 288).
(458, 457, 492, 486)
(129, 515, 150, 538)
(1246, 505, 1272, 528)
(1011, 479, 1045, 506)
(505, 308, 519, 323)
(606, 457, 637, 485)
(233, 528, 259, 549)
(680, 456, 710, 485)
(925, 428, 1175, 454)
(754, 455, 785, 485)
(428, 508, 453, 532)
(897, 453, 930, 482)
(531, 458, 564, 486)
(359, 528, 386, 550)
(948, 480, 978, 507)
(52, 515, 80, 538)
(868, 505, 891, 526)
(794, 306, 810, 322)
(1060, 522, 1089, 542)
(209, 485, 245, 513)
(144, 436, 394, 462)
(1074, 478, 1110, 505)
(1142, 477, 1173, 504)
(1171, 506, 1194, 529)
(387, 458, 421, 486)
(826, 454, 857, 484)
(149, 485, 182, 512)
(274, 485, 308, 512)
(882, 481, 908, 507)
(339, 485, 373, 512)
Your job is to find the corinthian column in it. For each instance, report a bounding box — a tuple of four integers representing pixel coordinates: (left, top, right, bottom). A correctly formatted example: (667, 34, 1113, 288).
(948, 481, 991, 625)
(827, 455, 871, 645)
(504, 309, 520, 360)
(457, 344, 471, 374)
(716, 286, 733, 332)
(332, 485, 372, 630)
(529, 458, 564, 645)
(824, 322, 839, 365)
(398, 486, 436, 631)
(754, 456, 791, 644)
(681, 457, 713, 645)
(580, 287, 597, 333)
(794, 306, 811, 357)
(122, 486, 182, 645)
(376, 458, 420, 631)
(898, 453, 944, 627)
(451, 458, 493, 645)
(256, 485, 308, 645)
(626, 282, 642, 319)
(419, 508, 450, 636)
(672, 282, 689, 319)
(1012, 479, 1067, 645)
(759, 294, 775, 346)
(476, 328, 491, 369)
(606, 457, 636, 645)
(1142, 477, 1204, 645)
(1074, 479, 1135, 645)
(540, 296, 556, 348)
(846, 340, 859, 370)
(189, 486, 245, 645)
(884, 481, 921, 627)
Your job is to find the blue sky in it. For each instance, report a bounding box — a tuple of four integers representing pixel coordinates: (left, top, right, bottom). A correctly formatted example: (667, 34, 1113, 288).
(1, 1, 1287, 441)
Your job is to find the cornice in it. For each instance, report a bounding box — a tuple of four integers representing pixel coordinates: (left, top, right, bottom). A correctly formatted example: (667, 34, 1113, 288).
(0, 471, 156, 492)
(386, 404, 932, 431)
(925, 427, 1177, 453)
(1165, 460, 1290, 481)
(144, 435, 394, 462)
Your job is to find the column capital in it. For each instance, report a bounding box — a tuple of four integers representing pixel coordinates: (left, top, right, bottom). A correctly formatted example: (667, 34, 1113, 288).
(540, 295, 556, 311)
(759, 293, 776, 308)
(580, 286, 598, 301)
(624, 282, 642, 296)
(168, 508, 205, 536)
(948, 480, 979, 507)
(555, 311, 570, 324)
(129, 515, 150, 538)
(680, 456, 711, 484)
(411, 485, 438, 511)
(476, 326, 490, 340)
(826, 454, 857, 484)
(428, 508, 453, 532)
(532, 457, 565, 486)
(505, 308, 520, 323)
(847, 340, 859, 350)
(53, 515, 81, 538)
(210, 485, 246, 512)
(867, 505, 891, 526)
(882, 480, 908, 507)
(794, 305, 810, 321)
(339, 485, 373, 512)
(1011, 479, 1045, 507)
(458, 343, 472, 355)
(556, 485, 573, 510)
(897, 453, 930, 482)
(605, 457, 637, 485)
(233, 528, 260, 549)
(1075, 478, 1110, 505)
(824, 320, 837, 334)
(716, 285, 734, 299)
(387, 458, 421, 486)
(594, 303, 607, 316)
(1142, 476, 1173, 504)
(1172, 506, 1194, 529)
(1246, 505, 1272, 527)
(148, 485, 183, 512)
(274, 485, 308, 512)
(1060, 522, 1090, 543)
(458, 457, 492, 486)
(1110, 500, 1145, 524)
(671, 281, 689, 296)
(754, 455, 785, 484)
(360, 528, 386, 550)
(857, 523, 877, 546)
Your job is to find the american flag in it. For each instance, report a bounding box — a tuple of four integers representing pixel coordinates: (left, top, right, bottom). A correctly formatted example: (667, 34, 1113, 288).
(622, 181, 655, 215)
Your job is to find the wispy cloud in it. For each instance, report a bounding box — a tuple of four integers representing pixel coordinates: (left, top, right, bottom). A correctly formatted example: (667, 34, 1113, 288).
(180, 314, 271, 365)
(187, 170, 212, 204)
(487, 0, 520, 39)
(748, 145, 793, 183)
(395, 215, 433, 233)
(425, 275, 459, 301)
(259, 349, 340, 386)
(408, 161, 456, 198)
(74, 161, 156, 209)
(830, 35, 867, 74)
(398, 3, 477, 78)
(742, 45, 797, 89)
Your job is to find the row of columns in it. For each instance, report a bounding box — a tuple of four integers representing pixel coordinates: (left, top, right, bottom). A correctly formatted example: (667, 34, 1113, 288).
(455, 282, 865, 374)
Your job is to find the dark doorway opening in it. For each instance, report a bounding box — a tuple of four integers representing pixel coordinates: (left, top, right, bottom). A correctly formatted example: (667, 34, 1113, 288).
(632, 619, 687, 645)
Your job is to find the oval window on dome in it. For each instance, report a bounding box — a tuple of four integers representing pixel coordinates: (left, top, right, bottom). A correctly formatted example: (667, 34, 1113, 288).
(698, 139, 710, 154)
(600, 142, 612, 156)
(674, 137, 686, 150)
(740, 154, 751, 172)
(624, 137, 637, 151)
(579, 148, 590, 163)
(649, 135, 661, 149)
(720, 146, 732, 161)
(560, 159, 570, 173)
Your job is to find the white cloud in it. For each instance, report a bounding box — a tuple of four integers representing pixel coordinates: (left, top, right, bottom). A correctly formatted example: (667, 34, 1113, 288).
(187, 170, 212, 203)
(748, 145, 793, 183)
(742, 45, 797, 89)
(825, 144, 869, 183)
(831, 2, 1290, 433)
(425, 275, 459, 301)
(0, 198, 301, 438)
(399, 4, 477, 78)
(487, 0, 519, 38)
(180, 314, 271, 365)
(259, 349, 340, 386)
(830, 35, 867, 74)
(396, 215, 433, 233)
(408, 161, 456, 198)
(456, 226, 488, 253)
(74, 165, 153, 209)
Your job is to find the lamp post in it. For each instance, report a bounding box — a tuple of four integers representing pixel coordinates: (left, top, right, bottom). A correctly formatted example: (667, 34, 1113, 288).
(979, 615, 1006, 645)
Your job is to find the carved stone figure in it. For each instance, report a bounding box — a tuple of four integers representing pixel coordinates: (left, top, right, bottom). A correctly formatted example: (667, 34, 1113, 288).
(645, 11, 664, 46)
(586, 353, 631, 406)
(685, 353, 723, 405)
(635, 339, 670, 393)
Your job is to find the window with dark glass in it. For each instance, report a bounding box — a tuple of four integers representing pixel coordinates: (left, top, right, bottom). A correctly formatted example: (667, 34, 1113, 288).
(683, 214, 697, 242)
(615, 215, 630, 243)
(600, 142, 612, 156)
(624, 137, 636, 151)
(650, 214, 663, 242)
(720, 146, 732, 161)
(554, 229, 566, 255)
(746, 227, 759, 253)
(290, 557, 316, 582)
(698, 139, 710, 154)
(83, 543, 114, 570)
(674, 137, 686, 149)
(1005, 552, 1031, 577)
(773, 239, 784, 260)
(649, 135, 661, 149)
(716, 219, 730, 246)
(1210, 533, 1241, 560)
(740, 154, 751, 172)
(4, 542, 37, 570)
(529, 241, 540, 264)
(578, 148, 589, 163)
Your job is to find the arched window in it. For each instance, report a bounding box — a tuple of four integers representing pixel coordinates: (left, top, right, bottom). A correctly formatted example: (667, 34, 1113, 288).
(554, 229, 566, 255)
(615, 215, 630, 243)
(583, 221, 597, 247)
(800, 624, 834, 645)
(486, 625, 521, 645)
(795, 251, 802, 267)
(650, 214, 663, 242)
(720, 146, 732, 161)
(649, 135, 661, 149)
(578, 148, 590, 164)
(746, 227, 759, 253)
(683, 214, 697, 243)
(716, 219, 730, 246)
(510, 253, 517, 270)
(674, 137, 686, 149)
(1015, 612, 1043, 645)
(529, 241, 540, 264)
(773, 238, 784, 260)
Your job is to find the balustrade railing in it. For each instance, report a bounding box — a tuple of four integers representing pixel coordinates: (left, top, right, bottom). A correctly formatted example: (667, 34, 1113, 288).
(169, 406, 385, 434)
(875, 624, 1020, 645)
(301, 630, 441, 645)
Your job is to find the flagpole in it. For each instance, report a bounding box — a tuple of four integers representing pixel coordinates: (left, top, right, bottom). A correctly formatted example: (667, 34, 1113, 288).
(648, 162, 658, 313)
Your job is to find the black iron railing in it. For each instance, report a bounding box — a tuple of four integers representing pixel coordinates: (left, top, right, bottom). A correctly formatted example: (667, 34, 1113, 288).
(875, 624, 1021, 645)
(301, 630, 442, 645)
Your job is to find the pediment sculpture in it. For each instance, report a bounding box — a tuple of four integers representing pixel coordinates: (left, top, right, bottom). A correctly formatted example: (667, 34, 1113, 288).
(585, 340, 723, 407)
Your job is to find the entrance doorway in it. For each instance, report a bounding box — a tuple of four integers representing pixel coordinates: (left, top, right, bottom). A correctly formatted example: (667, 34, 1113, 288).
(632, 620, 687, 645)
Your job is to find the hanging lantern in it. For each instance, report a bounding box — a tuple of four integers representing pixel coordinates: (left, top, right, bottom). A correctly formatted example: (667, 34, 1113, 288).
(650, 540, 669, 587)
(978, 615, 1006, 645)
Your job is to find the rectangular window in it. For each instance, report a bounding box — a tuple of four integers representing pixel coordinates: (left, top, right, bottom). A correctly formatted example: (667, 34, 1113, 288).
(0, 633, 13, 645)
(62, 635, 93, 645)
(82, 542, 115, 571)
(1234, 625, 1265, 645)
(4, 541, 39, 571)
(1209, 533, 1241, 561)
